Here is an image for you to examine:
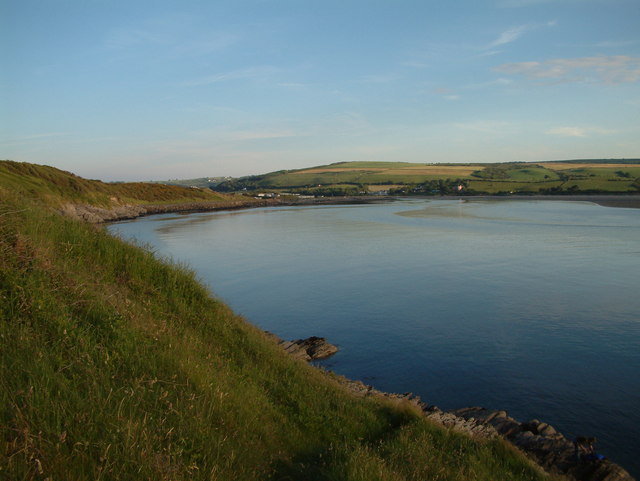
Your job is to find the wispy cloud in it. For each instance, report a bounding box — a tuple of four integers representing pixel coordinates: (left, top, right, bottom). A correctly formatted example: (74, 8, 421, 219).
(225, 129, 299, 142)
(453, 121, 517, 135)
(486, 20, 556, 50)
(0, 132, 71, 146)
(546, 126, 614, 137)
(498, 0, 594, 7)
(495, 55, 640, 84)
(360, 73, 401, 84)
(594, 39, 639, 48)
(433, 87, 461, 100)
(547, 126, 588, 137)
(106, 27, 166, 49)
(489, 25, 531, 48)
(465, 78, 513, 89)
(106, 14, 239, 57)
(182, 66, 279, 87)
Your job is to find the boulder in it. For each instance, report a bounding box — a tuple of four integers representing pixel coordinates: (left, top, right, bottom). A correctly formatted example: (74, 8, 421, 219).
(279, 336, 338, 361)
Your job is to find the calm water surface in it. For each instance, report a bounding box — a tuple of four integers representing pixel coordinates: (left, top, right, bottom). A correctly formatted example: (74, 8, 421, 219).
(109, 199, 640, 476)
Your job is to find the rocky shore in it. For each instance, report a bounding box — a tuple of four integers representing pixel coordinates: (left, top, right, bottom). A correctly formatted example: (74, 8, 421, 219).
(277, 335, 635, 481)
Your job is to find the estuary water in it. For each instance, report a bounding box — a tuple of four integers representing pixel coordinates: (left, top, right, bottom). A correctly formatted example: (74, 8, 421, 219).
(109, 198, 640, 476)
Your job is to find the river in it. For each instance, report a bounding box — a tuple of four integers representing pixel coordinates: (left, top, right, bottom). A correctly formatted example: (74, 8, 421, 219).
(108, 198, 640, 477)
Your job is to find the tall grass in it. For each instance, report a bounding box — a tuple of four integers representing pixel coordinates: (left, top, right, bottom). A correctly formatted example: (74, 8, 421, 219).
(1, 191, 560, 480)
(0, 160, 228, 208)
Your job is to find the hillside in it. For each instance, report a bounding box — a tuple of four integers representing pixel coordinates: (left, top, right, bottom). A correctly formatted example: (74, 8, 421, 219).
(214, 160, 640, 196)
(0, 160, 282, 223)
(0, 162, 564, 480)
(0, 160, 233, 207)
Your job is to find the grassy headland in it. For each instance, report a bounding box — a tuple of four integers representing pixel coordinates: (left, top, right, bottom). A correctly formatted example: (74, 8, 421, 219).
(1, 161, 561, 480)
(0, 160, 234, 208)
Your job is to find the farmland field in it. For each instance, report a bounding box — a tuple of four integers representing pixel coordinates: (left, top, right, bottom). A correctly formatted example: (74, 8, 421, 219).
(214, 160, 640, 195)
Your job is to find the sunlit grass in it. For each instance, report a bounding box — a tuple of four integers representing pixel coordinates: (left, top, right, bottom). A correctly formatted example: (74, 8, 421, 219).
(0, 160, 229, 209)
(1, 184, 562, 480)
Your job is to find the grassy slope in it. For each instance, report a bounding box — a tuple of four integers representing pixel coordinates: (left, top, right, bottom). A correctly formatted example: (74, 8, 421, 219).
(1, 163, 559, 480)
(0, 160, 230, 208)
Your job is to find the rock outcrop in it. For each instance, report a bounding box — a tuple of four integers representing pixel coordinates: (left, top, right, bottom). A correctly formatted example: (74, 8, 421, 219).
(58, 199, 280, 224)
(448, 407, 635, 481)
(278, 336, 339, 361)
(324, 373, 634, 481)
(59, 203, 148, 223)
(271, 335, 635, 481)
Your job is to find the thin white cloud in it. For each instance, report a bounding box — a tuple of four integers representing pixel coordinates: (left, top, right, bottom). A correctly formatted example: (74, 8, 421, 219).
(498, 0, 554, 5)
(106, 27, 166, 49)
(498, 0, 599, 7)
(453, 121, 517, 135)
(182, 66, 279, 87)
(489, 25, 530, 48)
(277, 82, 309, 89)
(478, 50, 503, 58)
(0, 132, 71, 146)
(361, 73, 401, 84)
(465, 78, 513, 89)
(594, 39, 639, 48)
(547, 126, 588, 137)
(433, 87, 461, 100)
(225, 129, 299, 142)
(495, 55, 640, 84)
(105, 14, 239, 58)
(546, 126, 615, 137)
(486, 20, 556, 50)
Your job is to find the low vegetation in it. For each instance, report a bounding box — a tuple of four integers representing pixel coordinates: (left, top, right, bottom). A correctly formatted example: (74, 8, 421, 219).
(1, 161, 561, 479)
(214, 160, 640, 196)
(0, 160, 230, 209)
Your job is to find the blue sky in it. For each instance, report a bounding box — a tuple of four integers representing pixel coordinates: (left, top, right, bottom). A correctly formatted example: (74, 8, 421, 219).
(2, 0, 639, 181)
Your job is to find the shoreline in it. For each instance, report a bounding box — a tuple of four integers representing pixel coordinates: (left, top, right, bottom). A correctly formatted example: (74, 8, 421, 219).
(276, 335, 635, 481)
(278, 336, 635, 481)
(334, 374, 636, 481)
(90, 198, 638, 480)
(61, 193, 640, 224)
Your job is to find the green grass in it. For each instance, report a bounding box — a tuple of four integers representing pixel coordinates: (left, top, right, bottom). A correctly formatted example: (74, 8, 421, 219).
(0, 160, 229, 208)
(0, 165, 563, 480)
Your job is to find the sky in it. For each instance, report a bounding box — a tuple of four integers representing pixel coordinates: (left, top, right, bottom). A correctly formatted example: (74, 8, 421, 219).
(1, 0, 639, 181)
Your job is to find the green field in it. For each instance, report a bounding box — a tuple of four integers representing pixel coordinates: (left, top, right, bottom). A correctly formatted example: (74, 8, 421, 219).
(215, 160, 640, 195)
(1, 161, 562, 480)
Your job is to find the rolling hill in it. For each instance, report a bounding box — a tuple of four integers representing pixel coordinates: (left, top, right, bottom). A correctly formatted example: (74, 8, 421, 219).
(214, 160, 640, 196)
